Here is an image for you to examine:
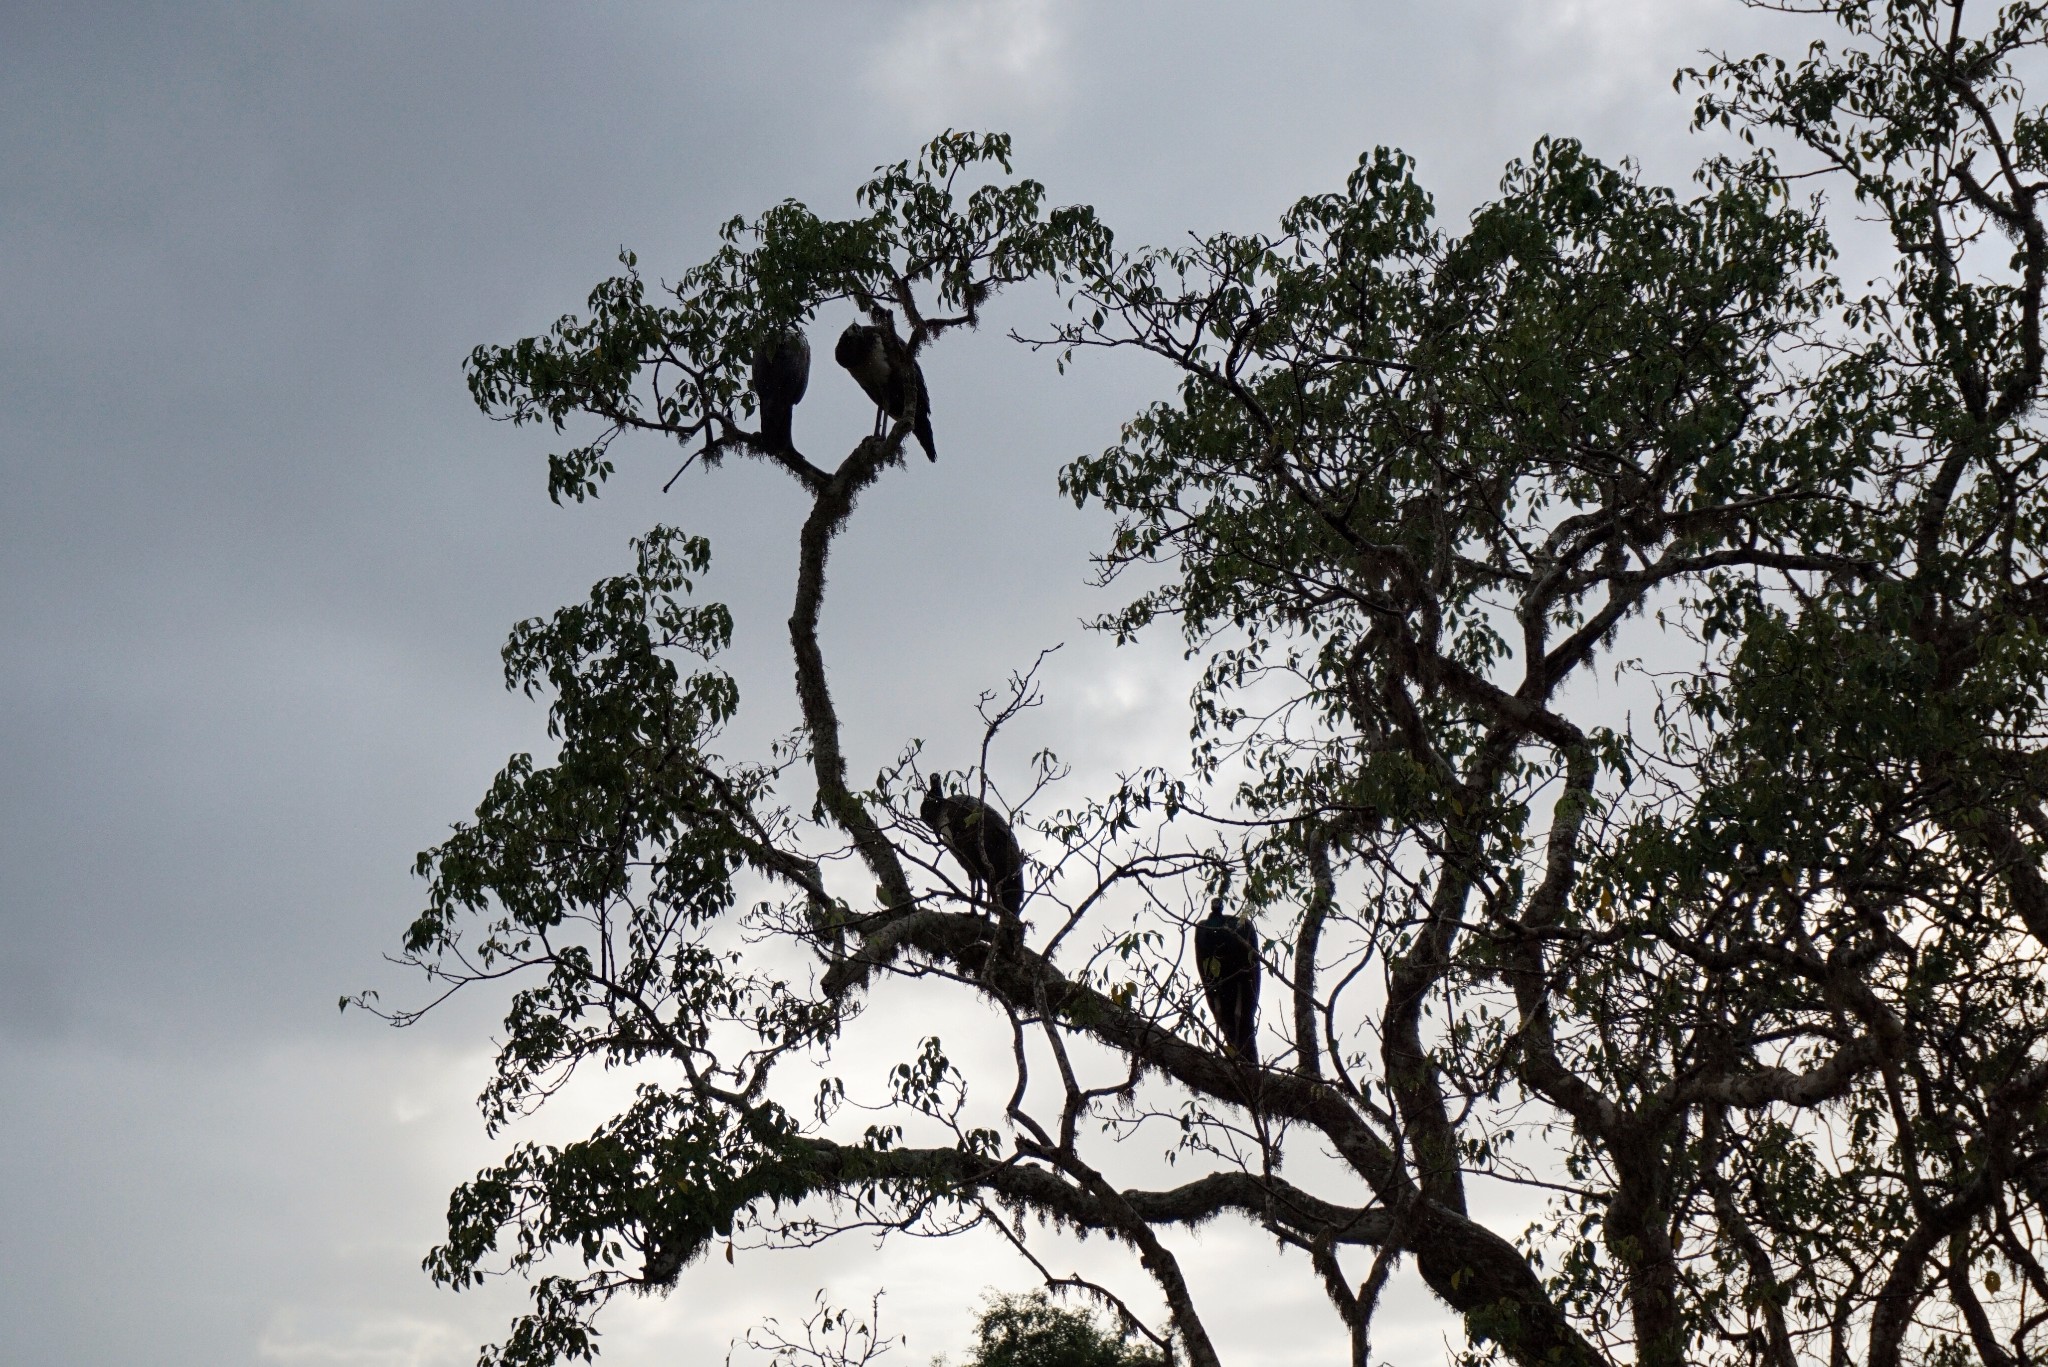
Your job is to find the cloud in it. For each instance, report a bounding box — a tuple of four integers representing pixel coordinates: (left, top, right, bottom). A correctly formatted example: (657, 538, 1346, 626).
(257, 1311, 468, 1367)
(1509, 0, 1721, 92)
(861, 0, 1072, 126)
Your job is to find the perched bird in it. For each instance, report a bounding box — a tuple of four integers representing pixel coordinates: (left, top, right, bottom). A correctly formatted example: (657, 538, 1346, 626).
(921, 774, 1024, 919)
(1194, 897, 1260, 1061)
(835, 319, 936, 461)
(751, 328, 811, 454)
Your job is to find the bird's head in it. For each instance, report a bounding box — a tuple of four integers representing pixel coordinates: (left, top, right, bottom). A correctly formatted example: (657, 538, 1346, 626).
(920, 774, 946, 825)
(835, 322, 880, 368)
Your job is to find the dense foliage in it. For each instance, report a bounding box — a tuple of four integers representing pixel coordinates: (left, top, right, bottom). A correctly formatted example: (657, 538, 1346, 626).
(360, 4, 2048, 1365)
(950, 1292, 1165, 1367)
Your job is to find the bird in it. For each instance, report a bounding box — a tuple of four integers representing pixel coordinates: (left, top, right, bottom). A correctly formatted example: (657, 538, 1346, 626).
(835, 319, 936, 461)
(921, 774, 1024, 920)
(1194, 897, 1260, 1061)
(751, 328, 811, 454)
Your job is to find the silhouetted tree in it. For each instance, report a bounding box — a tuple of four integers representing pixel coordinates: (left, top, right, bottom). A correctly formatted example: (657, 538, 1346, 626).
(948, 1292, 1163, 1367)
(358, 5, 2048, 1365)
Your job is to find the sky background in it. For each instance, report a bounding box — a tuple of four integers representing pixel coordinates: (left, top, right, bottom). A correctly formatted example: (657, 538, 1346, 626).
(0, 3, 1828, 1363)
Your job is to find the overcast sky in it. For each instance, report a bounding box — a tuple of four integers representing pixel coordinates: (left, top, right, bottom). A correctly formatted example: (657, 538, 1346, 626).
(0, 3, 1825, 1363)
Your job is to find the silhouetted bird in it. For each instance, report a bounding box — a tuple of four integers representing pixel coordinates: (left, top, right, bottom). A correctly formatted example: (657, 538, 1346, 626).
(921, 774, 1023, 919)
(1194, 897, 1260, 1061)
(751, 328, 811, 454)
(835, 320, 936, 461)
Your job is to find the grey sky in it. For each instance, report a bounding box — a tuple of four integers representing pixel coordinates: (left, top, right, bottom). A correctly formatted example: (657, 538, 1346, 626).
(1, 3, 1807, 1363)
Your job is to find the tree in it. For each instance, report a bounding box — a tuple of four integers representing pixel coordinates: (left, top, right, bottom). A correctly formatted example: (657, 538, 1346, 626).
(356, 4, 2048, 1365)
(719, 1288, 1158, 1367)
(946, 1291, 1165, 1367)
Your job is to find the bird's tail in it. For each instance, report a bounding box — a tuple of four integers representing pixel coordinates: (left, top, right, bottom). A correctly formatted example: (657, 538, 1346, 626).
(998, 868, 1024, 920)
(761, 402, 793, 454)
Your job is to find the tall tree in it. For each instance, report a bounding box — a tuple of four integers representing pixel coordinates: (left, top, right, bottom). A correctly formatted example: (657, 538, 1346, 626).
(357, 4, 2048, 1365)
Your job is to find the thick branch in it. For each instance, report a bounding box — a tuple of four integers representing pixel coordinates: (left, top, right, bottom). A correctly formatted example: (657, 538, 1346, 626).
(1505, 746, 1623, 1136)
(827, 906, 1608, 1366)
(789, 439, 920, 916)
(1295, 825, 1336, 1081)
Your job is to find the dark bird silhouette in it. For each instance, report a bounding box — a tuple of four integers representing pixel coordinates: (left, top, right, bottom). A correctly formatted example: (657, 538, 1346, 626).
(1194, 897, 1260, 1061)
(921, 774, 1024, 919)
(835, 319, 936, 461)
(751, 328, 811, 454)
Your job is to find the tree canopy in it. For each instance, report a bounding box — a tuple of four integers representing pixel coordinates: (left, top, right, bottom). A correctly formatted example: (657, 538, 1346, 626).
(358, 3, 2048, 1365)
(949, 1291, 1165, 1367)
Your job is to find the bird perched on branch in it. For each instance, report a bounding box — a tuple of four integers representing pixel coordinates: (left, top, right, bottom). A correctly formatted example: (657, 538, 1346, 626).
(835, 317, 936, 461)
(751, 327, 811, 454)
(921, 774, 1023, 919)
(1195, 897, 1260, 1061)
